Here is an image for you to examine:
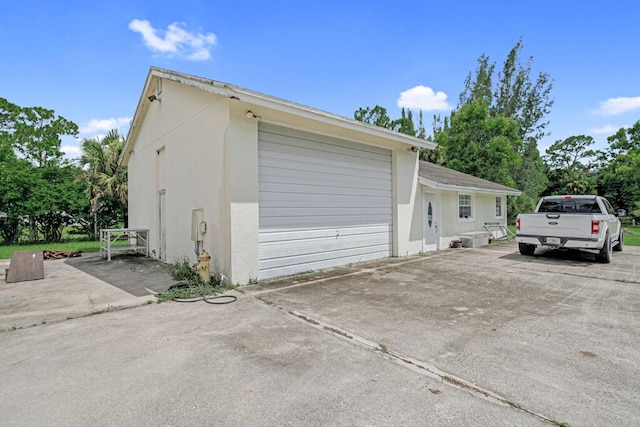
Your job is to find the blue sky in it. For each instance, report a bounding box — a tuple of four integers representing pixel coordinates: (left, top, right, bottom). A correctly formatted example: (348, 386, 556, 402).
(2, 0, 639, 159)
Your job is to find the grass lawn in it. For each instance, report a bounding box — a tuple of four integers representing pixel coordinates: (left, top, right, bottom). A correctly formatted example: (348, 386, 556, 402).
(0, 240, 128, 260)
(624, 226, 640, 246)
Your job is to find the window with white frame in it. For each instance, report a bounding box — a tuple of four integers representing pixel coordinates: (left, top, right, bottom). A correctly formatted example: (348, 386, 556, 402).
(495, 197, 503, 218)
(458, 194, 473, 219)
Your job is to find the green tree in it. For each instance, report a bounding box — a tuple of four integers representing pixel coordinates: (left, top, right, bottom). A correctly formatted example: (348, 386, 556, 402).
(390, 108, 417, 136)
(544, 135, 597, 195)
(457, 39, 553, 201)
(0, 98, 86, 243)
(0, 146, 27, 243)
(79, 129, 128, 237)
(354, 105, 393, 129)
(354, 105, 427, 138)
(416, 110, 426, 139)
(436, 100, 521, 188)
(0, 98, 78, 167)
(423, 114, 450, 163)
(517, 141, 547, 199)
(0, 157, 87, 243)
(33, 165, 88, 242)
(459, 54, 495, 107)
(459, 39, 554, 144)
(596, 120, 640, 212)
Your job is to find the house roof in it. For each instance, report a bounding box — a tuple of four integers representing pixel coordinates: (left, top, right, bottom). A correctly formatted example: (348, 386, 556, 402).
(120, 67, 435, 166)
(418, 161, 521, 195)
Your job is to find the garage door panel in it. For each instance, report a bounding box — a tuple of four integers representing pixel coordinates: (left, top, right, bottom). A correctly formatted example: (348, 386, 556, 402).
(260, 206, 391, 217)
(259, 244, 391, 272)
(260, 233, 391, 260)
(259, 225, 391, 243)
(260, 215, 391, 229)
(259, 195, 393, 209)
(259, 166, 390, 190)
(259, 139, 390, 170)
(259, 182, 391, 198)
(259, 131, 391, 164)
(259, 124, 392, 279)
(259, 152, 389, 182)
(258, 152, 388, 179)
(260, 251, 389, 279)
(259, 128, 389, 157)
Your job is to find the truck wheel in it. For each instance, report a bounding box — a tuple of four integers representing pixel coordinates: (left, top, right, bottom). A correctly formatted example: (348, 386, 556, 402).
(596, 232, 612, 263)
(613, 229, 624, 252)
(518, 243, 536, 256)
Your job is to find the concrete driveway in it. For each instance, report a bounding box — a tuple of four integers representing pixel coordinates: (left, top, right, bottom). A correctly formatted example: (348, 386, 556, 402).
(1, 243, 639, 426)
(0, 252, 175, 330)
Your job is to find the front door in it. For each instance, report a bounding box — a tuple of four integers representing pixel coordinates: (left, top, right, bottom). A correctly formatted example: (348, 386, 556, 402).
(423, 192, 439, 252)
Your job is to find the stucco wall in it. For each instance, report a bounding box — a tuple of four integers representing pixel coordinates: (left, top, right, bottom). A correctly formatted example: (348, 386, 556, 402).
(393, 152, 423, 256)
(128, 79, 231, 275)
(225, 103, 259, 283)
(437, 190, 506, 247)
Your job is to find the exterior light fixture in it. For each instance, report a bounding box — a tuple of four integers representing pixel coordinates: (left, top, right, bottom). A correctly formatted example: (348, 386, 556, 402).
(148, 95, 160, 102)
(246, 111, 261, 120)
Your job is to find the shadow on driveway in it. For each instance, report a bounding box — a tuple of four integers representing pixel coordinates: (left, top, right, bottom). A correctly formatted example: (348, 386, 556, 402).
(64, 252, 175, 297)
(500, 247, 599, 266)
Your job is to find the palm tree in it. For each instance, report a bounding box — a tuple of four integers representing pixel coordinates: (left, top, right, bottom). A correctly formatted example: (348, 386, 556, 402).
(79, 129, 128, 238)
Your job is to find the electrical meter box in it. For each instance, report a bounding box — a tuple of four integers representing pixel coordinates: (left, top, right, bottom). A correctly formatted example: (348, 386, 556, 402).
(191, 209, 206, 242)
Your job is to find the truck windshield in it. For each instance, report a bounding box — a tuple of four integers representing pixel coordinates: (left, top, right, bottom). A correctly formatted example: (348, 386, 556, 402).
(539, 199, 601, 213)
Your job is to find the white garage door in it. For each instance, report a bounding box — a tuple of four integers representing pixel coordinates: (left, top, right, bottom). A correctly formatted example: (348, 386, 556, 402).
(258, 123, 392, 279)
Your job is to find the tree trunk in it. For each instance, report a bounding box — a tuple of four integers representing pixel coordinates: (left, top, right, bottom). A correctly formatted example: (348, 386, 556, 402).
(94, 211, 98, 240)
(29, 217, 38, 243)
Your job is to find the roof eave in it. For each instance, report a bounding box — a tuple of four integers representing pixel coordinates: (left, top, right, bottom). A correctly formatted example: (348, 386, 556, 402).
(149, 67, 435, 150)
(418, 177, 522, 196)
(120, 67, 437, 166)
(231, 86, 435, 150)
(119, 69, 156, 166)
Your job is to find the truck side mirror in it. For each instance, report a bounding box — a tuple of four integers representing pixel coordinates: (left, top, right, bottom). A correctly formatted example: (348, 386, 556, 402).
(616, 209, 626, 217)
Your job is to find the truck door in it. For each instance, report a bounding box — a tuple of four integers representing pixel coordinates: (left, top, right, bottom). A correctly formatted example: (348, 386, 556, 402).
(601, 198, 619, 238)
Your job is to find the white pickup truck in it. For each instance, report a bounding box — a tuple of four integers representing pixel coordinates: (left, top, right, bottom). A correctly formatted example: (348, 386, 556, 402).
(516, 195, 624, 263)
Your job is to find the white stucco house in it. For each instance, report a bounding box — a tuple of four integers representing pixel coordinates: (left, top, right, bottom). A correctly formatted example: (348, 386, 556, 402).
(120, 67, 520, 283)
(418, 161, 521, 250)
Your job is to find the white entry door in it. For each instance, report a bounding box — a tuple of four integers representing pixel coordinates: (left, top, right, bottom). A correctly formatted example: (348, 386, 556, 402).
(423, 192, 439, 252)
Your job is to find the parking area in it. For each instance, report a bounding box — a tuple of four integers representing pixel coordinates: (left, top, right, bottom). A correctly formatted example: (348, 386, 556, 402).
(0, 252, 175, 330)
(1, 243, 639, 426)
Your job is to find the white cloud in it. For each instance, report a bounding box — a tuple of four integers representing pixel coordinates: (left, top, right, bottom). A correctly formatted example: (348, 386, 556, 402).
(397, 85, 452, 111)
(590, 124, 625, 134)
(129, 19, 216, 61)
(61, 117, 130, 161)
(594, 96, 640, 116)
(61, 144, 82, 155)
(79, 117, 131, 135)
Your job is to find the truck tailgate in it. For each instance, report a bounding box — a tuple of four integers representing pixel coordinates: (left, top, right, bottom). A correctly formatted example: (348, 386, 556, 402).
(519, 213, 595, 239)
